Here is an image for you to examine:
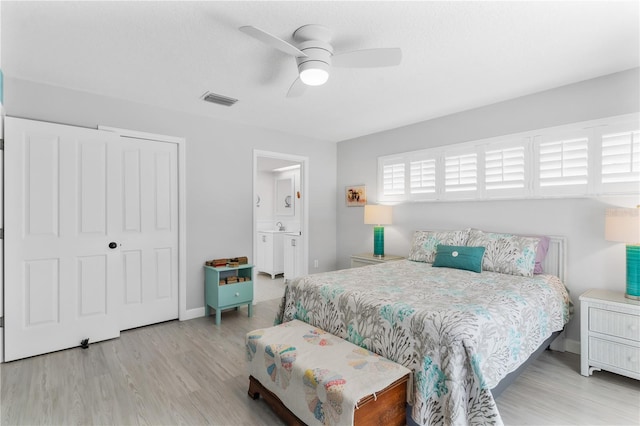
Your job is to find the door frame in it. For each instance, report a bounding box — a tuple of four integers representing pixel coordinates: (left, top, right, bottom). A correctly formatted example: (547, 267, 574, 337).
(253, 150, 309, 279)
(99, 126, 188, 321)
(1, 113, 5, 362)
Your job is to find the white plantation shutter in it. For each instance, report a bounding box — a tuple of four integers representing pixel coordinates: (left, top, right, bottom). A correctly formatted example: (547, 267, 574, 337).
(601, 131, 640, 184)
(410, 158, 436, 194)
(485, 146, 526, 190)
(445, 153, 477, 193)
(377, 113, 638, 202)
(382, 161, 405, 196)
(539, 137, 589, 187)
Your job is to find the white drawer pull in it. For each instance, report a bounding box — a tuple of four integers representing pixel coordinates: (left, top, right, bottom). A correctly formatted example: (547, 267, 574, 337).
(235, 292, 240, 297)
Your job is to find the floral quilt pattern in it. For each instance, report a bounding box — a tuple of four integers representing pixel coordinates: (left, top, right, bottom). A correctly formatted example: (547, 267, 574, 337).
(246, 320, 411, 426)
(276, 260, 572, 425)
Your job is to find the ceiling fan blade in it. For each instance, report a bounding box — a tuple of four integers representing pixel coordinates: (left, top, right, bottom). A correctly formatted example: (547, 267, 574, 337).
(332, 48, 402, 68)
(286, 77, 307, 98)
(239, 26, 307, 58)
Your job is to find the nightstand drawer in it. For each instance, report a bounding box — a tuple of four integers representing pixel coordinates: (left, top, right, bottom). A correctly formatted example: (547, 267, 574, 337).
(219, 281, 253, 307)
(589, 308, 640, 342)
(589, 337, 640, 374)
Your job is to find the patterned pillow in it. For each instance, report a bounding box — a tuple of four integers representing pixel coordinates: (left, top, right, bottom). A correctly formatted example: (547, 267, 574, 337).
(531, 235, 550, 274)
(466, 229, 539, 277)
(407, 229, 471, 263)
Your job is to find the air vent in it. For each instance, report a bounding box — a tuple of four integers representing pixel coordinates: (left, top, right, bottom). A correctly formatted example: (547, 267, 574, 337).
(201, 91, 238, 107)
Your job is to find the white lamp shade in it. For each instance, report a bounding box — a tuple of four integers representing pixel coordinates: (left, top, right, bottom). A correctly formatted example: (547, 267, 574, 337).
(299, 61, 330, 86)
(605, 208, 640, 243)
(364, 205, 393, 225)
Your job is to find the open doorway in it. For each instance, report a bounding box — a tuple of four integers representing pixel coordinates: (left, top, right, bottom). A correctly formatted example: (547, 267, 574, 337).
(253, 151, 309, 299)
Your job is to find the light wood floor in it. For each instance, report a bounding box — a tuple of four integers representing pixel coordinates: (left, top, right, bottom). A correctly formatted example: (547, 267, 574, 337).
(2, 298, 639, 426)
(253, 274, 285, 303)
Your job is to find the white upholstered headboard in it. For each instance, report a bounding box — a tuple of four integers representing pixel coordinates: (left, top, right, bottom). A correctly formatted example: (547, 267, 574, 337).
(543, 236, 567, 283)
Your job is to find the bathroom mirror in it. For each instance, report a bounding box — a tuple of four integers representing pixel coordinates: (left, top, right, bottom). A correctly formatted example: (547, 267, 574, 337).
(275, 177, 294, 216)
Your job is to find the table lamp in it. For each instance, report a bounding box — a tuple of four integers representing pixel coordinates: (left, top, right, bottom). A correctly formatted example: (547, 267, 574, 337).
(364, 205, 393, 258)
(605, 207, 640, 299)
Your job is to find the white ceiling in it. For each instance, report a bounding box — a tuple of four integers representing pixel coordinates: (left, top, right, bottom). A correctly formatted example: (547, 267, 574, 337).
(2, 1, 638, 142)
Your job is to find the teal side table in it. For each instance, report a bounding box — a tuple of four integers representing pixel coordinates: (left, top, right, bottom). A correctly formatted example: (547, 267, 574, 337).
(204, 264, 254, 325)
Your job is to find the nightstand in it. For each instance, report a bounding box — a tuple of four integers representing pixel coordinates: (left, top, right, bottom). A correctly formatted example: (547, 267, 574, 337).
(350, 253, 404, 268)
(580, 289, 640, 380)
(204, 264, 254, 325)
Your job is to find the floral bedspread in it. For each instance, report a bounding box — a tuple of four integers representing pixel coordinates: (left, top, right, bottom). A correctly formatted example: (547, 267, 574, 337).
(275, 260, 572, 425)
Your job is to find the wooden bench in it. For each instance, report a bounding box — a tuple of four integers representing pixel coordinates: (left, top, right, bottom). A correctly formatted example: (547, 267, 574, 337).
(246, 320, 411, 426)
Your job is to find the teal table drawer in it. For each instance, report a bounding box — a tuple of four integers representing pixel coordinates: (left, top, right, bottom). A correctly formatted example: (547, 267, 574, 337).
(204, 264, 254, 325)
(218, 281, 253, 307)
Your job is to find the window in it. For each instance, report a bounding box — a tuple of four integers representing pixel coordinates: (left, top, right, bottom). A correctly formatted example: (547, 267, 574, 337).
(381, 160, 405, 197)
(376, 113, 638, 203)
(485, 146, 525, 191)
(538, 137, 589, 188)
(601, 131, 639, 184)
(445, 153, 477, 193)
(410, 158, 436, 194)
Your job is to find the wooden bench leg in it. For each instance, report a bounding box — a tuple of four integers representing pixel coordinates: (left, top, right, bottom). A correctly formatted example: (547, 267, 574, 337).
(247, 375, 261, 400)
(247, 376, 305, 426)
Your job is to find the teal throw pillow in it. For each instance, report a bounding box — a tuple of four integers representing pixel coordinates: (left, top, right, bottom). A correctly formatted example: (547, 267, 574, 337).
(432, 245, 485, 273)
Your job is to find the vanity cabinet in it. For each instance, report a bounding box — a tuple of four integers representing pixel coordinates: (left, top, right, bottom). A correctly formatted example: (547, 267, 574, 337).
(284, 233, 303, 280)
(257, 232, 284, 279)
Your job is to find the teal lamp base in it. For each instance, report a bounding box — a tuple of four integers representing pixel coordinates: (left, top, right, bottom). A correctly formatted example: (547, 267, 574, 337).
(373, 226, 385, 257)
(626, 244, 640, 300)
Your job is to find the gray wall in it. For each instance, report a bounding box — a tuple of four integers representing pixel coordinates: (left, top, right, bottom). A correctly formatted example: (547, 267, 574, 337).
(337, 68, 640, 350)
(5, 77, 337, 313)
(6, 67, 639, 348)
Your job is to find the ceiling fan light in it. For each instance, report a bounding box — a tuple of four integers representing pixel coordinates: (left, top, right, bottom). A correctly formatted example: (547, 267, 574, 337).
(299, 61, 330, 86)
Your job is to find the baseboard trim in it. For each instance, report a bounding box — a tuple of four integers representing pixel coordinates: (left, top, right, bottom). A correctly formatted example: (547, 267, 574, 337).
(181, 307, 205, 321)
(548, 330, 580, 355)
(565, 338, 580, 355)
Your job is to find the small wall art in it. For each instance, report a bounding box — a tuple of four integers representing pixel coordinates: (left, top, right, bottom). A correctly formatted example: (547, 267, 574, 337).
(345, 185, 366, 207)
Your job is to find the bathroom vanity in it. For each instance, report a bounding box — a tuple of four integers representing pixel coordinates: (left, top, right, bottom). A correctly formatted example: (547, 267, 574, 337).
(256, 231, 285, 279)
(284, 233, 303, 280)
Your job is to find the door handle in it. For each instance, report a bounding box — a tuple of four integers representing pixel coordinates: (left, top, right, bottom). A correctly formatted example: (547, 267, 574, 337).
(108, 242, 118, 249)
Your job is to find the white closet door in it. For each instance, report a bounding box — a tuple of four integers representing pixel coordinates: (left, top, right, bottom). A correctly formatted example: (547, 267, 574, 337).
(113, 137, 179, 331)
(4, 117, 121, 361)
(4, 119, 180, 361)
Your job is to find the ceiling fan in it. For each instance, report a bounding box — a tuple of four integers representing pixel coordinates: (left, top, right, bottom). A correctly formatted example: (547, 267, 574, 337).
(239, 24, 402, 97)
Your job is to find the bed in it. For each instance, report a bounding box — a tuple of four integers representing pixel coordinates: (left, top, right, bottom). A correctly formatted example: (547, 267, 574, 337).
(275, 229, 573, 425)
